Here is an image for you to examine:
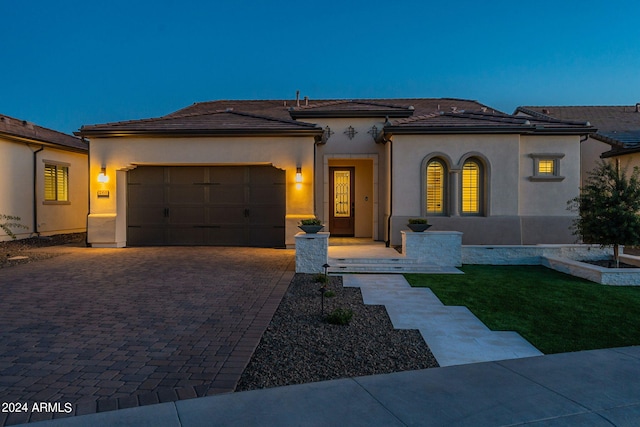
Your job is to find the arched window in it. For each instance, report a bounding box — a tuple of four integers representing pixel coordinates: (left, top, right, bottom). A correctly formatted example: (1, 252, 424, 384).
(426, 159, 447, 215)
(461, 159, 482, 215)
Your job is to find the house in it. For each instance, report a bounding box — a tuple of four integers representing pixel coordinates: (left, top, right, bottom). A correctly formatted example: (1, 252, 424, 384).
(0, 114, 88, 241)
(515, 105, 640, 184)
(78, 97, 593, 248)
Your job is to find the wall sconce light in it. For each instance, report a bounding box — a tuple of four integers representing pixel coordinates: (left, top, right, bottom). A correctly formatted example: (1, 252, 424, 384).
(295, 167, 303, 183)
(97, 166, 109, 183)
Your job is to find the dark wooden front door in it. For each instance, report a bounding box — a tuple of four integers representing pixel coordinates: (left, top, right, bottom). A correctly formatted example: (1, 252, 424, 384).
(329, 167, 355, 236)
(127, 166, 285, 247)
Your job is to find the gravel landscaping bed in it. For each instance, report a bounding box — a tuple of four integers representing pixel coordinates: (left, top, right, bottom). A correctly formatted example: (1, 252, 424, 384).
(0, 233, 85, 269)
(236, 273, 439, 392)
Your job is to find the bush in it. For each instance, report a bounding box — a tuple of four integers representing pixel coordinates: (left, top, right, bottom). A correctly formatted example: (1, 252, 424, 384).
(300, 217, 322, 226)
(408, 218, 428, 224)
(326, 308, 353, 325)
(314, 273, 328, 284)
(0, 214, 27, 240)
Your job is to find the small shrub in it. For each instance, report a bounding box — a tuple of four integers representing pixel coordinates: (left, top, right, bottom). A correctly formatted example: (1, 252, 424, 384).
(300, 217, 322, 226)
(323, 290, 336, 298)
(327, 307, 353, 325)
(0, 214, 27, 240)
(408, 218, 428, 224)
(314, 273, 328, 284)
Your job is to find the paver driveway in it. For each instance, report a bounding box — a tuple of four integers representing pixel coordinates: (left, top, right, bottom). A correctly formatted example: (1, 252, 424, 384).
(0, 245, 294, 425)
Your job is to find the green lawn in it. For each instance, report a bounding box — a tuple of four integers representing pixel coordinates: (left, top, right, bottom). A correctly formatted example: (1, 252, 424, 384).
(405, 265, 640, 354)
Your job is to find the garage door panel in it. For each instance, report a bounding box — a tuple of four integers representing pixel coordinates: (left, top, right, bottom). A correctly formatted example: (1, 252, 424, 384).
(210, 167, 245, 185)
(209, 186, 245, 204)
(208, 206, 246, 224)
(128, 167, 165, 184)
(128, 207, 165, 225)
(249, 186, 286, 205)
(168, 207, 206, 224)
(167, 227, 206, 245)
(249, 166, 286, 184)
(128, 185, 164, 205)
(127, 226, 165, 245)
(249, 207, 284, 225)
(167, 186, 206, 205)
(127, 165, 285, 247)
(167, 167, 205, 185)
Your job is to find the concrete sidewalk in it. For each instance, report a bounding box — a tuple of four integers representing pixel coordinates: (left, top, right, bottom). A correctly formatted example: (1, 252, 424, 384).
(20, 346, 640, 426)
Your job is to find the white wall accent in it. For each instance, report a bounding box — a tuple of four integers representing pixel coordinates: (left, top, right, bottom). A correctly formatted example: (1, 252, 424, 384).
(295, 232, 329, 273)
(402, 230, 462, 267)
(543, 256, 640, 286)
(462, 245, 613, 265)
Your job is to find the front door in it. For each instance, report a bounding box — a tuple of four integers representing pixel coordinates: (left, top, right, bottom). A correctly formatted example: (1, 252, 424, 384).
(329, 167, 355, 236)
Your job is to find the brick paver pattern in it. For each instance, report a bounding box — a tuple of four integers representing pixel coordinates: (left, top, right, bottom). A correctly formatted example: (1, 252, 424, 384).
(0, 246, 293, 425)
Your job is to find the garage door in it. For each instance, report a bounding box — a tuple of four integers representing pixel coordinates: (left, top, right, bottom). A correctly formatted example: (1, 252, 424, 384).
(127, 166, 285, 247)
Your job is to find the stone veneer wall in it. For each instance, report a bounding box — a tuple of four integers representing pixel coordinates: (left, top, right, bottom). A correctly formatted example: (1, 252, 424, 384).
(462, 245, 613, 265)
(295, 232, 329, 273)
(402, 231, 463, 267)
(543, 256, 640, 286)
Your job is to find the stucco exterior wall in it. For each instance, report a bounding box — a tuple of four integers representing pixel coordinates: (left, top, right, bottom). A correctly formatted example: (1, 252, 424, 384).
(38, 149, 88, 236)
(0, 138, 87, 241)
(581, 136, 611, 185)
(0, 140, 34, 239)
(387, 133, 582, 245)
(518, 135, 581, 216)
(88, 135, 315, 247)
(311, 117, 387, 240)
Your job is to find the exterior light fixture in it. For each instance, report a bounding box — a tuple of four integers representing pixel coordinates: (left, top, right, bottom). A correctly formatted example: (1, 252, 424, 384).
(368, 125, 380, 140)
(97, 166, 109, 183)
(295, 167, 303, 183)
(344, 126, 357, 140)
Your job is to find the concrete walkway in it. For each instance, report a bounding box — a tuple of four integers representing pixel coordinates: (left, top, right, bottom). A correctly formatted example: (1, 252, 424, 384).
(343, 274, 543, 366)
(20, 346, 640, 426)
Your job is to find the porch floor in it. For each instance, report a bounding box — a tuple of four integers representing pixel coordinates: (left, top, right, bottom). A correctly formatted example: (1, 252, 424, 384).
(327, 238, 461, 274)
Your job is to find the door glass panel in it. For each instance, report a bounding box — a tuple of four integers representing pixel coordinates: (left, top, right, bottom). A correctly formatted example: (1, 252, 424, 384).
(334, 170, 351, 217)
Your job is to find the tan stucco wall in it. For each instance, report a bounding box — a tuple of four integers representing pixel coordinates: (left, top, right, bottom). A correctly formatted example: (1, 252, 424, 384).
(88, 135, 315, 247)
(518, 135, 581, 216)
(0, 140, 34, 239)
(0, 138, 87, 241)
(581, 136, 611, 186)
(311, 118, 387, 240)
(392, 134, 521, 217)
(388, 133, 582, 245)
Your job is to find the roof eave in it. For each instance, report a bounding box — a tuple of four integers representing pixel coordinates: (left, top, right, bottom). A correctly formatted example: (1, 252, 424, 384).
(383, 126, 595, 135)
(0, 131, 88, 153)
(76, 128, 323, 138)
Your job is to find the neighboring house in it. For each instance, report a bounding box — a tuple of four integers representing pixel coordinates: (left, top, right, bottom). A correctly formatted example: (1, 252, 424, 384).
(0, 114, 88, 241)
(78, 97, 593, 248)
(515, 105, 640, 185)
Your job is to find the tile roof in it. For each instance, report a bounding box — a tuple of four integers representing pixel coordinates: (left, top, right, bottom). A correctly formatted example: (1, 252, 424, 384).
(80, 97, 498, 136)
(168, 98, 495, 119)
(0, 114, 87, 152)
(79, 109, 323, 137)
(515, 105, 640, 154)
(386, 110, 593, 135)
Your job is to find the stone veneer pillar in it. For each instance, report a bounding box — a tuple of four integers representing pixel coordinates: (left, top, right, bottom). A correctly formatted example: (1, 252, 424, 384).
(402, 230, 463, 267)
(295, 232, 330, 273)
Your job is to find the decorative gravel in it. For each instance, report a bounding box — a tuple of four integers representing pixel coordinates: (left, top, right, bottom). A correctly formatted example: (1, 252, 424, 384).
(236, 273, 439, 391)
(0, 233, 85, 269)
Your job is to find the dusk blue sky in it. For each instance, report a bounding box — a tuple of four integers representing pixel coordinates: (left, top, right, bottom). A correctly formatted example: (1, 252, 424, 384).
(2, 1, 639, 134)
